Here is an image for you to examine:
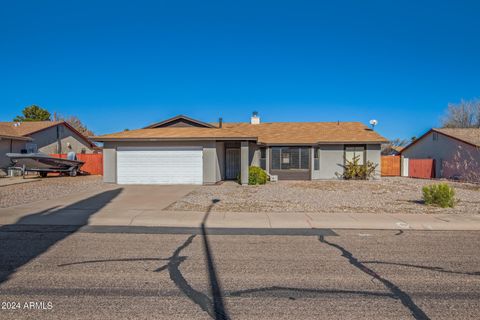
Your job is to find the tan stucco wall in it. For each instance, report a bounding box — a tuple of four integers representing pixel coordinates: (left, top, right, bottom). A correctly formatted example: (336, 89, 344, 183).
(102, 147, 117, 183)
(29, 125, 94, 154)
(249, 143, 261, 167)
(313, 144, 344, 179)
(311, 144, 382, 179)
(402, 131, 480, 182)
(366, 144, 382, 179)
(0, 139, 26, 172)
(215, 141, 225, 181)
(101, 140, 382, 183)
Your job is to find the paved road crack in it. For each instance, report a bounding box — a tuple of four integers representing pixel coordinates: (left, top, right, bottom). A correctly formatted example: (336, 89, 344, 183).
(318, 235, 430, 320)
(265, 212, 272, 228)
(167, 228, 230, 320)
(361, 261, 480, 276)
(165, 234, 222, 319)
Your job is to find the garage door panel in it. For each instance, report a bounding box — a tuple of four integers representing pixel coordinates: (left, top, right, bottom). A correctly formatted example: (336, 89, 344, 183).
(117, 147, 203, 184)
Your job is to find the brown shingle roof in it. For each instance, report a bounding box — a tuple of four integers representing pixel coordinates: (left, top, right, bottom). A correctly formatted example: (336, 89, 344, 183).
(95, 121, 388, 144)
(434, 128, 480, 147)
(0, 121, 63, 137)
(0, 123, 22, 139)
(0, 121, 96, 147)
(94, 127, 256, 140)
(391, 146, 404, 153)
(223, 122, 387, 144)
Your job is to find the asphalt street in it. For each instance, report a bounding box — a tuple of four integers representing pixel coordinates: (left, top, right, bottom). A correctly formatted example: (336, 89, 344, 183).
(0, 227, 479, 319)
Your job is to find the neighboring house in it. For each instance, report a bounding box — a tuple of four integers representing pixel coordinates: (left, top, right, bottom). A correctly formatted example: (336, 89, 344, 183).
(94, 114, 388, 185)
(382, 145, 404, 156)
(402, 128, 480, 182)
(0, 121, 97, 174)
(0, 129, 32, 172)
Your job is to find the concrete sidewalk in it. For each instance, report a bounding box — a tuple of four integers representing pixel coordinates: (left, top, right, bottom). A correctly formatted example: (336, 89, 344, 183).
(1, 205, 480, 230)
(1, 185, 479, 231)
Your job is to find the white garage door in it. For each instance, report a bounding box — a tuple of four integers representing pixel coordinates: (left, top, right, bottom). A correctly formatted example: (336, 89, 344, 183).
(117, 147, 203, 184)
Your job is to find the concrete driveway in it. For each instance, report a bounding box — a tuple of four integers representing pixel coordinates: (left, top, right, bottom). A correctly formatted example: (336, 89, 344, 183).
(102, 185, 199, 210)
(1, 183, 480, 230)
(0, 185, 199, 226)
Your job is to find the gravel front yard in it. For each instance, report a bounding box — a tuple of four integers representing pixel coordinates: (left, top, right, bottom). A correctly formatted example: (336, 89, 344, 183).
(0, 176, 108, 208)
(167, 177, 480, 214)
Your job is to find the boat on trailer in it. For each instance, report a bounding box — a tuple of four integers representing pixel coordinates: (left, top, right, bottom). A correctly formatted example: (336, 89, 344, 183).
(7, 153, 84, 177)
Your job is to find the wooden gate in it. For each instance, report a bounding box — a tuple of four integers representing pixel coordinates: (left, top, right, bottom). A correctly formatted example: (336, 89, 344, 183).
(381, 156, 401, 176)
(409, 159, 435, 179)
(51, 153, 103, 175)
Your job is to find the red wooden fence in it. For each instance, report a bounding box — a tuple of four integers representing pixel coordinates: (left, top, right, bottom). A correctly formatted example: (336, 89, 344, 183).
(381, 156, 401, 176)
(51, 154, 103, 175)
(409, 159, 435, 179)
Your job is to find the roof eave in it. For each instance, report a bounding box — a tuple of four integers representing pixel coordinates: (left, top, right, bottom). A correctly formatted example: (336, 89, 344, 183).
(432, 128, 480, 148)
(260, 140, 388, 145)
(401, 128, 480, 154)
(93, 137, 258, 142)
(144, 115, 217, 129)
(0, 135, 33, 141)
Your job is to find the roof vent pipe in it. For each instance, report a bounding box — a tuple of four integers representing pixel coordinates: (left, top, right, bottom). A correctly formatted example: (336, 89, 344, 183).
(251, 111, 260, 125)
(218, 118, 223, 128)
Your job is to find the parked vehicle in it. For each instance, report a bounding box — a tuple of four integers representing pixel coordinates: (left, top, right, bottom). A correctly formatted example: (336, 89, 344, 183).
(6, 153, 84, 177)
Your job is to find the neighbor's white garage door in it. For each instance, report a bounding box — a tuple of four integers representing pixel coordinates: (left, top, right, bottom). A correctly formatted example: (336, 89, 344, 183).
(117, 147, 203, 184)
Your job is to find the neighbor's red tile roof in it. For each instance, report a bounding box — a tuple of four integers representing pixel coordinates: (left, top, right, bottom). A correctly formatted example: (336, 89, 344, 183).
(95, 122, 388, 144)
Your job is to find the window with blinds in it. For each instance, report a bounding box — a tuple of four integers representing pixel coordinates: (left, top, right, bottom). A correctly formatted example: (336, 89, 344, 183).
(271, 147, 309, 170)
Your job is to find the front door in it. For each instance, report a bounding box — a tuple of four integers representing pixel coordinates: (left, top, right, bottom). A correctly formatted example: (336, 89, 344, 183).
(226, 148, 241, 180)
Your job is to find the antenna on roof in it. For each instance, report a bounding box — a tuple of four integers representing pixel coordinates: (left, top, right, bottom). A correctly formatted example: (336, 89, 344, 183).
(369, 119, 378, 130)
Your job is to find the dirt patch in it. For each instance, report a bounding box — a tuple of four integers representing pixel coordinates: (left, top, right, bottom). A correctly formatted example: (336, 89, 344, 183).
(0, 175, 108, 208)
(166, 177, 480, 214)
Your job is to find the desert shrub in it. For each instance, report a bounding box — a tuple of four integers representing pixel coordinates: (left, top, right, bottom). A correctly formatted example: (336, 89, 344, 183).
(238, 166, 268, 185)
(337, 155, 378, 180)
(422, 183, 456, 208)
(248, 166, 268, 185)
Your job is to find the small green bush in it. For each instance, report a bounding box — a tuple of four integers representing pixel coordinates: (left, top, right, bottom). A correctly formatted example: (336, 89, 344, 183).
(422, 183, 456, 208)
(238, 166, 268, 185)
(248, 166, 268, 185)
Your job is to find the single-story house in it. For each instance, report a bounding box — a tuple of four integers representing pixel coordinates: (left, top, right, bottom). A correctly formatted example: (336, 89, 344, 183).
(94, 114, 387, 185)
(382, 145, 404, 156)
(401, 128, 480, 182)
(0, 121, 97, 174)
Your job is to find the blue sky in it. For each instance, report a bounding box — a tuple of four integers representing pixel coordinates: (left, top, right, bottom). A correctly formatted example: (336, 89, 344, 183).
(1, 0, 479, 140)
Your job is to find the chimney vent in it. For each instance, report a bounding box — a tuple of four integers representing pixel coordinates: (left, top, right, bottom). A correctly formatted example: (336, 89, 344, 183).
(218, 117, 223, 128)
(250, 111, 260, 125)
